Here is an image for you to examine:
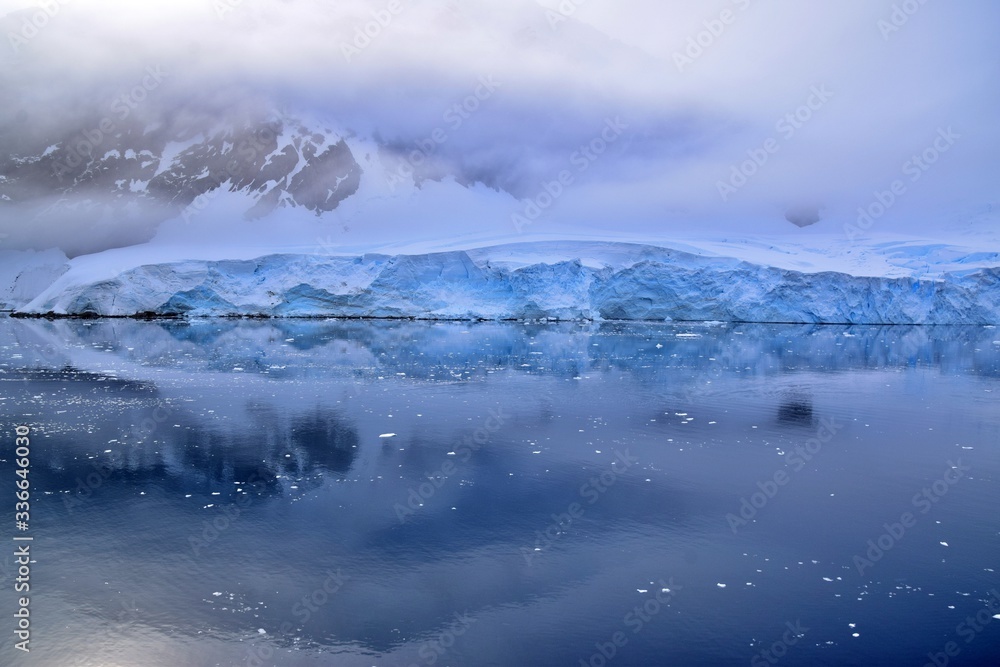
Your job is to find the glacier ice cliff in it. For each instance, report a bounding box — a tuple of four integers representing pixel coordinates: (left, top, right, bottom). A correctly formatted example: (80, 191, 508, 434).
(10, 242, 1000, 324)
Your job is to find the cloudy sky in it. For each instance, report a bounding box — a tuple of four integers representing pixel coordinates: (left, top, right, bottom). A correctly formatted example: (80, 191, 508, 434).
(1, 0, 998, 254)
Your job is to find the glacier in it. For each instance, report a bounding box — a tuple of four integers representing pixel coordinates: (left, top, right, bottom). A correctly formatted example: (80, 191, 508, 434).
(8, 241, 1000, 324)
(0, 248, 70, 311)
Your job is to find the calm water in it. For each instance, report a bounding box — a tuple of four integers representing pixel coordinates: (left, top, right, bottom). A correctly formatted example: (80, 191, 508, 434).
(0, 317, 998, 666)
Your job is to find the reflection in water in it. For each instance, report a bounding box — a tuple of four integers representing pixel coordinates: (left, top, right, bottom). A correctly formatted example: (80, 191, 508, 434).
(0, 317, 998, 666)
(776, 397, 814, 426)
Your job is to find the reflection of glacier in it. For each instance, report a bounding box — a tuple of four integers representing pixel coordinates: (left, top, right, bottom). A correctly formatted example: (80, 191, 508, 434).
(14, 242, 1000, 324)
(7, 316, 1000, 383)
(6, 316, 1000, 501)
(5, 316, 1000, 656)
(4, 315, 998, 494)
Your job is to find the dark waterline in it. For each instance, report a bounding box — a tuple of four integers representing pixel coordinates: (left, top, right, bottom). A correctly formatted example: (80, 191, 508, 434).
(0, 317, 998, 666)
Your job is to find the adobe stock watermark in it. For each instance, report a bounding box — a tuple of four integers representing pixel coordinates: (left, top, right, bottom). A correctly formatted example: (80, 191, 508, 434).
(312, 235, 342, 255)
(180, 121, 280, 225)
(726, 417, 842, 534)
(852, 459, 970, 576)
(340, 0, 409, 63)
(51, 65, 169, 182)
(717, 84, 834, 203)
(0, 553, 16, 590)
(63, 399, 173, 514)
(393, 407, 506, 523)
(185, 467, 274, 562)
(385, 74, 502, 192)
(578, 579, 680, 667)
(244, 567, 350, 667)
(922, 589, 1000, 667)
(673, 0, 754, 72)
(844, 126, 959, 241)
(521, 449, 638, 566)
(751, 621, 809, 667)
(406, 612, 477, 667)
(89, 595, 144, 662)
(511, 116, 628, 232)
(878, 0, 931, 41)
(212, 0, 243, 21)
(213, 0, 244, 20)
(544, 0, 588, 30)
(7, 0, 73, 54)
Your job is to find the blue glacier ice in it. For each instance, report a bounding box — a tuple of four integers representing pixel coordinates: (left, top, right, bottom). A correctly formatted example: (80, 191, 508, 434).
(10, 241, 1000, 324)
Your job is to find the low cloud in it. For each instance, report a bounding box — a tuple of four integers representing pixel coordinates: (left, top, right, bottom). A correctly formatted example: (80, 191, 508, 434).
(1, 0, 997, 254)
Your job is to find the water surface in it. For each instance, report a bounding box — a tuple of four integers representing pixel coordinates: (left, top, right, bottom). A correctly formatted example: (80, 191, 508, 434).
(1, 317, 998, 666)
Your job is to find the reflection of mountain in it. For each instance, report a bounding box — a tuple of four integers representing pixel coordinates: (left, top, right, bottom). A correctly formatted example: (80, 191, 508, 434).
(776, 397, 814, 426)
(5, 366, 360, 501)
(249, 404, 359, 476)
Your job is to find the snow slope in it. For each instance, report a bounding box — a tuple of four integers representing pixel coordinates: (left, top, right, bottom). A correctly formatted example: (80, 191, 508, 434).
(0, 248, 70, 310)
(13, 241, 1000, 324)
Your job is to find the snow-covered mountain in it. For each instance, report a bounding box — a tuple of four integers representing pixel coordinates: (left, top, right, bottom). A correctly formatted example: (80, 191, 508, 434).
(8, 241, 1000, 324)
(2, 2, 998, 325)
(1, 106, 367, 251)
(0, 1, 654, 257)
